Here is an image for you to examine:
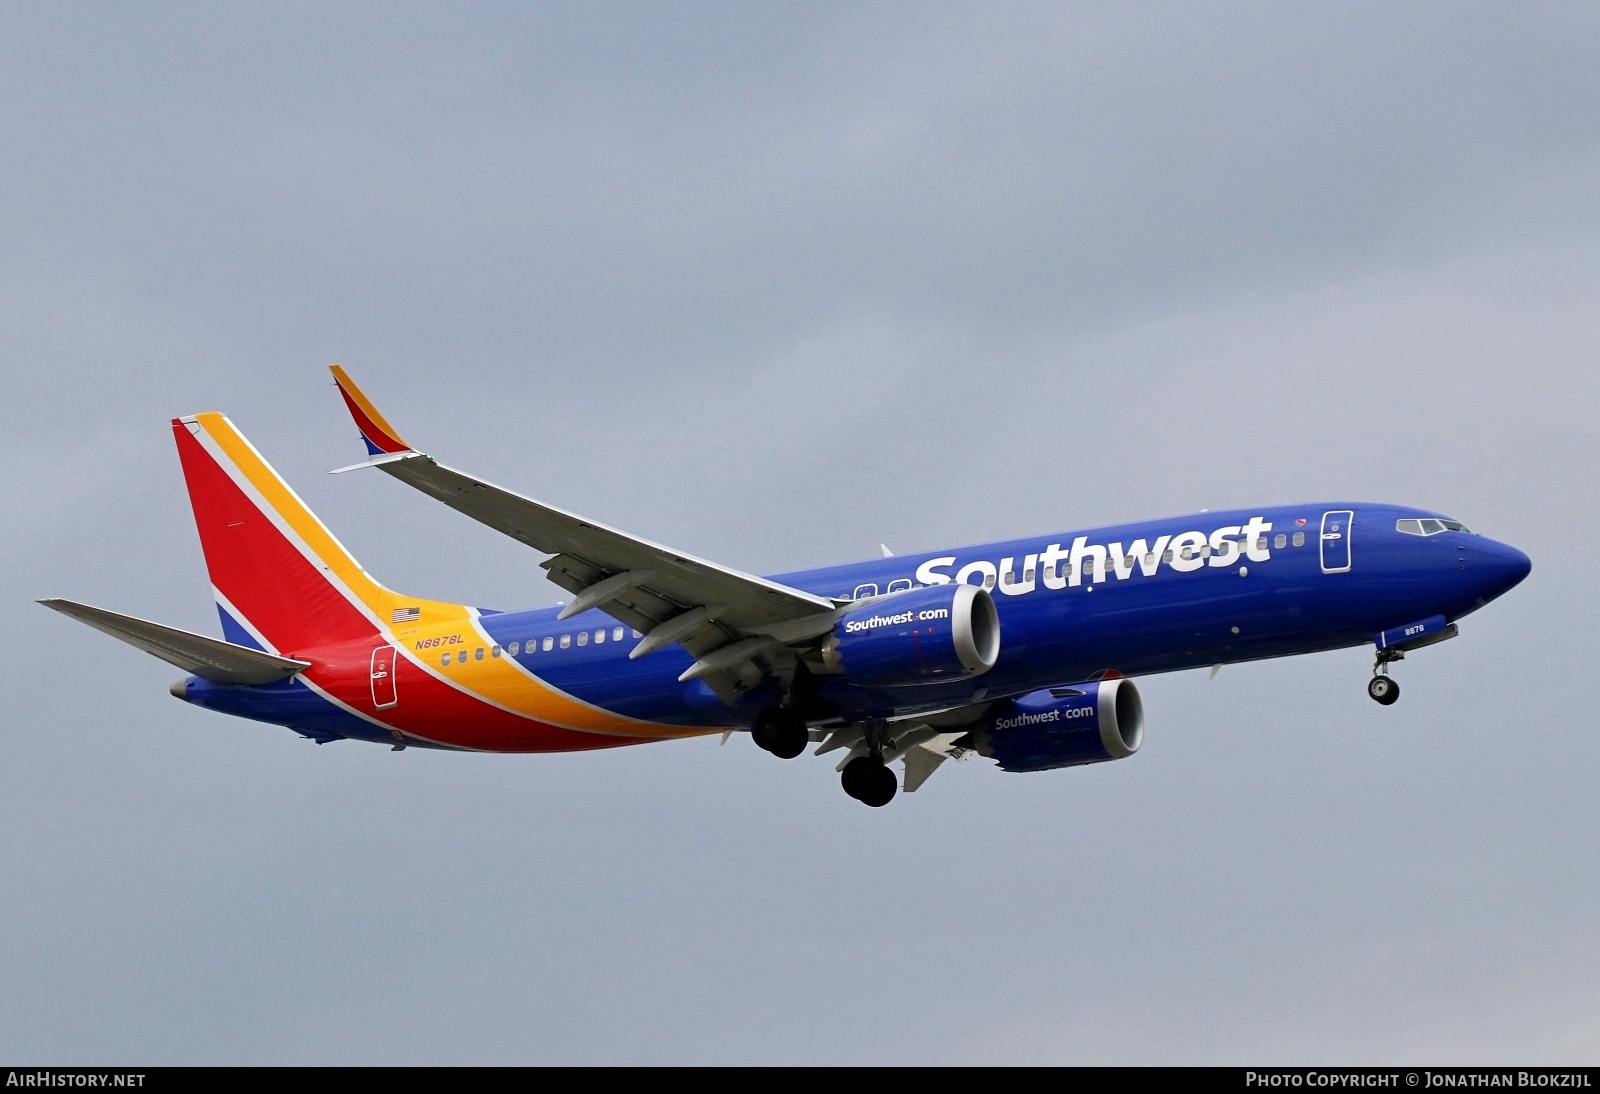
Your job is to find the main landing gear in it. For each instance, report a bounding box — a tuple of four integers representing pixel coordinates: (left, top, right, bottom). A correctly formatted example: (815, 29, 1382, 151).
(836, 720, 897, 807)
(751, 705, 808, 759)
(753, 705, 899, 807)
(1368, 649, 1401, 705)
(841, 755, 897, 808)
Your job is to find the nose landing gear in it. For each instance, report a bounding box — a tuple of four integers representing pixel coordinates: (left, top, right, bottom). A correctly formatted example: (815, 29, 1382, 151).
(1367, 673, 1400, 705)
(1368, 649, 1402, 705)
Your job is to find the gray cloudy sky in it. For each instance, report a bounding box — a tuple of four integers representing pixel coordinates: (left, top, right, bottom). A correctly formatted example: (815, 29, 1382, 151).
(3, 2, 1598, 1064)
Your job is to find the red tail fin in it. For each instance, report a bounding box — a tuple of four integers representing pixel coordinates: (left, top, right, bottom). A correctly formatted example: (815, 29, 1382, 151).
(173, 412, 393, 654)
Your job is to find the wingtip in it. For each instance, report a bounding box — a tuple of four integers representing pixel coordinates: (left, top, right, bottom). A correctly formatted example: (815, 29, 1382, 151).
(328, 364, 414, 455)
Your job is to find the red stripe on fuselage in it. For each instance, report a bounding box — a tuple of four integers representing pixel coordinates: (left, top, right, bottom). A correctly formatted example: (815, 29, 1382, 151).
(172, 421, 656, 752)
(308, 638, 660, 752)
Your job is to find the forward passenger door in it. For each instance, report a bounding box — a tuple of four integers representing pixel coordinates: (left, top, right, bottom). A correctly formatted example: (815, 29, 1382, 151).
(1320, 510, 1354, 574)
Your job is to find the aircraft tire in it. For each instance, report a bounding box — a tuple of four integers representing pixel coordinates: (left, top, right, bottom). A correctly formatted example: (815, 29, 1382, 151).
(1367, 676, 1400, 705)
(840, 755, 876, 799)
(859, 762, 898, 808)
(842, 756, 897, 807)
(752, 707, 808, 758)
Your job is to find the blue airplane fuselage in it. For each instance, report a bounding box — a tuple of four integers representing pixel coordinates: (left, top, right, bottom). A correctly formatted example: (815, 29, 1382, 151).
(187, 500, 1530, 748)
(445, 500, 1530, 728)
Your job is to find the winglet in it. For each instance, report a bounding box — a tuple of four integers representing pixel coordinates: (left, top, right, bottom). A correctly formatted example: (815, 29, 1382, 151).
(330, 365, 414, 456)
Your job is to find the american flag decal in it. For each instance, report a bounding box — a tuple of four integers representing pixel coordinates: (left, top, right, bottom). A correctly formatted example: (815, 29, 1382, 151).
(391, 606, 421, 623)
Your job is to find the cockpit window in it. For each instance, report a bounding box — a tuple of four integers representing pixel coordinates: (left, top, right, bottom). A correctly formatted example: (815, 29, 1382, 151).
(1397, 517, 1471, 536)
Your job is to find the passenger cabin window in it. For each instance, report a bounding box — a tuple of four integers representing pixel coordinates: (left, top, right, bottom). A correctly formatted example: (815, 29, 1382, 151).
(888, 578, 912, 594)
(613, 626, 625, 641)
(474, 647, 484, 661)
(491, 645, 501, 658)
(509, 641, 519, 655)
(595, 628, 605, 644)
(1274, 534, 1286, 549)
(1292, 532, 1305, 546)
(853, 583, 878, 600)
(542, 636, 554, 652)
(440, 653, 449, 667)
(560, 634, 571, 649)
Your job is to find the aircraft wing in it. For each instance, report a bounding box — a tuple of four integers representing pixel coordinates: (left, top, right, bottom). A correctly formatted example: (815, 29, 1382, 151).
(328, 367, 840, 701)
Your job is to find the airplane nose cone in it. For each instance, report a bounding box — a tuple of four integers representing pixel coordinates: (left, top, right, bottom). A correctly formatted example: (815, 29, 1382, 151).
(1473, 539, 1532, 602)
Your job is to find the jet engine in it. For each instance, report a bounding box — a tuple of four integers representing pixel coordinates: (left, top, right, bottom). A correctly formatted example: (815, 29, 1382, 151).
(829, 583, 999, 687)
(973, 679, 1144, 771)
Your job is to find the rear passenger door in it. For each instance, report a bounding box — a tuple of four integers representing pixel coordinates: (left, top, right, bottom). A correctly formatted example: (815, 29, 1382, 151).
(370, 645, 399, 709)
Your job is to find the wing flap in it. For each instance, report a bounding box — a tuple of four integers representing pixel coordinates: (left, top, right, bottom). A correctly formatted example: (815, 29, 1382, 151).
(39, 599, 310, 685)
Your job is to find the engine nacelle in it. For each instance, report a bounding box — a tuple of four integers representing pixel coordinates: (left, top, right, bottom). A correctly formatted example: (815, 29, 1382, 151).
(974, 679, 1144, 772)
(830, 583, 1000, 687)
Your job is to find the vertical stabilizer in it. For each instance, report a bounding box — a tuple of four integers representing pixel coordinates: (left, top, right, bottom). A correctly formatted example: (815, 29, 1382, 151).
(173, 412, 397, 654)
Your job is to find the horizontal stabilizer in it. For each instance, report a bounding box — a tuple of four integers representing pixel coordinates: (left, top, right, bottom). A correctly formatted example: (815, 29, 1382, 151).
(38, 599, 310, 685)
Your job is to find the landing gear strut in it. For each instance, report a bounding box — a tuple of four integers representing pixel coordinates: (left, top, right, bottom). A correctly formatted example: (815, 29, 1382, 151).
(1368, 651, 1401, 705)
(751, 706, 808, 759)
